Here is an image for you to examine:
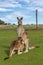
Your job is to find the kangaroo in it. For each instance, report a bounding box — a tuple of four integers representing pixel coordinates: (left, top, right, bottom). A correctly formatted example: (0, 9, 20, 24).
(17, 17, 39, 53)
(4, 39, 24, 60)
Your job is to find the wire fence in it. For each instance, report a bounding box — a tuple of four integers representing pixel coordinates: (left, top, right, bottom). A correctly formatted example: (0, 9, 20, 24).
(0, 25, 43, 30)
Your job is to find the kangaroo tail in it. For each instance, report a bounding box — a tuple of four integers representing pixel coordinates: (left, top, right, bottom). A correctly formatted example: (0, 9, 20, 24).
(29, 46, 39, 50)
(4, 57, 9, 61)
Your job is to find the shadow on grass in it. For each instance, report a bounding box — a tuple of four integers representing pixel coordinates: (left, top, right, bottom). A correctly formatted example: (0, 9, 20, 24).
(5, 49, 9, 55)
(2, 45, 10, 55)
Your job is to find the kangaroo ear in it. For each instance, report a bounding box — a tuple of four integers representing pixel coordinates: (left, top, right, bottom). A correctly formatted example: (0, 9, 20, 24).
(17, 17, 19, 20)
(21, 17, 23, 20)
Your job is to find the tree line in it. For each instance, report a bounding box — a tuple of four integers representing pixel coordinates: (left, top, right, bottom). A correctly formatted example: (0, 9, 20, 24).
(0, 19, 15, 25)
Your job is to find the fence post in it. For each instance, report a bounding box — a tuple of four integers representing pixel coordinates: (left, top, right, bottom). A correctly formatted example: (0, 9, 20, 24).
(36, 9, 38, 30)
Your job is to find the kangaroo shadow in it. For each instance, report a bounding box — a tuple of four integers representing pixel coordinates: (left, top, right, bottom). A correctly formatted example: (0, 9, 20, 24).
(5, 49, 10, 55)
(2, 45, 10, 55)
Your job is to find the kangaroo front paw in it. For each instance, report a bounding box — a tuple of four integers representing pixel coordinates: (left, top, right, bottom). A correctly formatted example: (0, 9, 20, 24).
(24, 50, 28, 53)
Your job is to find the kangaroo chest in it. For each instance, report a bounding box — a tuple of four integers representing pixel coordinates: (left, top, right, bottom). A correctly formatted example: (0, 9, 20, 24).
(17, 25, 25, 37)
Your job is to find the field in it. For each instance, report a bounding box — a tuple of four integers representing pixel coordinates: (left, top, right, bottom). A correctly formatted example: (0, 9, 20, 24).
(0, 29, 43, 65)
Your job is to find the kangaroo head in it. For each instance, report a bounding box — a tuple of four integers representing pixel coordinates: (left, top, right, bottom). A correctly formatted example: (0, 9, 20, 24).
(17, 17, 23, 25)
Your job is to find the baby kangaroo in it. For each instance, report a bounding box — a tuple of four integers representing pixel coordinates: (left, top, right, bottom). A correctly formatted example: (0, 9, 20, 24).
(4, 39, 24, 60)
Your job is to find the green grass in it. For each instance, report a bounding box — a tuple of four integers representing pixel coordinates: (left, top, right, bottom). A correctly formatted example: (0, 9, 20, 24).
(0, 29, 43, 65)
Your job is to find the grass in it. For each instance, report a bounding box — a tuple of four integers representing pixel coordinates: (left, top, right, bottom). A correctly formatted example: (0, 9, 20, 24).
(0, 29, 43, 65)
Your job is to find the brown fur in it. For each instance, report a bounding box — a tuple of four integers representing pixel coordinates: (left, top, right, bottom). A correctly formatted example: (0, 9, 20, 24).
(4, 39, 24, 60)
